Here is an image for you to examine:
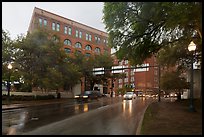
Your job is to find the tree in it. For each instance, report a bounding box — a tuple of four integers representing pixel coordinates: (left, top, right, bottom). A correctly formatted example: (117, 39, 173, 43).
(160, 71, 189, 100)
(68, 52, 114, 91)
(103, 2, 202, 65)
(13, 28, 81, 92)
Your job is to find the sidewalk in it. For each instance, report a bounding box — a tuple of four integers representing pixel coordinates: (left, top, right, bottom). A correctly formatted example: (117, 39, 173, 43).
(139, 98, 202, 135)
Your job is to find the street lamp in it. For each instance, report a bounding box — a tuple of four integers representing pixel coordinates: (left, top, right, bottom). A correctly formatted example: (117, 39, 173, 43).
(7, 63, 12, 104)
(188, 41, 196, 112)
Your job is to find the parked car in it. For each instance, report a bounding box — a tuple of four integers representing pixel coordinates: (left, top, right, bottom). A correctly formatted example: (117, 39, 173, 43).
(74, 90, 98, 102)
(123, 92, 136, 100)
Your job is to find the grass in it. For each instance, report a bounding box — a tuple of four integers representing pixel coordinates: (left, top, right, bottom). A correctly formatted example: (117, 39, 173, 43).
(140, 99, 202, 135)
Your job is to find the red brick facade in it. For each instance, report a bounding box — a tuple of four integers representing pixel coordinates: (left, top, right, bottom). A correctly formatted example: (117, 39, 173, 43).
(28, 7, 111, 93)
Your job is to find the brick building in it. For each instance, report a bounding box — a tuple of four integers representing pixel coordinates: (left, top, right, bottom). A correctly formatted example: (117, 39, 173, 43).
(111, 55, 159, 96)
(28, 7, 111, 95)
(28, 7, 111, 57)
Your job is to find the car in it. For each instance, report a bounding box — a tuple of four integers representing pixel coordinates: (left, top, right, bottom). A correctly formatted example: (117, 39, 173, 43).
(123, 92, 136, 100)
(74, 90, 98, 102)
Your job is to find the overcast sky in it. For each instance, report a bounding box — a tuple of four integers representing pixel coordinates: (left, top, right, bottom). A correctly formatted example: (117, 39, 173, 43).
(2, 2, 107, 40)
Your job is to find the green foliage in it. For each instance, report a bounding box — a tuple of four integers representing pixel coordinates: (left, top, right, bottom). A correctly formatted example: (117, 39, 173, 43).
(160, 71, 190, 93)
(2, 28, 82, 92)
(103, 2, 202, 66)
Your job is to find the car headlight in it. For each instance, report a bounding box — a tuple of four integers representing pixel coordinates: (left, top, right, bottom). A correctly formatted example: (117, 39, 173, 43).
(74, 95, 79, 98)
(83, 95, 88, 98)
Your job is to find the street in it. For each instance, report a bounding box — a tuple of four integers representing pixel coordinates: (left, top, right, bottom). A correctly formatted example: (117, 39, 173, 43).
(2, 97, 156, 135)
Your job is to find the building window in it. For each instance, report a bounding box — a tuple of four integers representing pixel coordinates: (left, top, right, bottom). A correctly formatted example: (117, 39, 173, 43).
(119, 61, 122, 66)
(125, 72, 128, 77)
(86, 33, 92, 41)
(75, 30, 79, 37)
(79, 31, 82, 38)
(85, 53, 91, 57)
(131, 77, 134, 82)
(52, 36, 59, 43)
(56, 23, 60, 31)
(52, 22, 55, 30)
(76, 50, 82, 54)
(64, 26, 68, 34)
(98, 37, 100, 43)
(75, 42, 82, 48)
(154, 70, 158, 75)
(39, 18, 42, 27)
(43, 19, 47, 27)
(119, 84, 122, 88)
(104, 39, 108, 45)
(95, 36, 101, 43)
(124, 78, 128, 83)
(131, 70, 134, 76)
(89, 34, 92, 41)
(64, 48, 71, 54)
(125, 60, 128, 64)
(95, 47, 101, 53)
(119, 79, 122, 83)
(68, 27, 72, 35)
(64, 39, 71, 46)
(85, 45, 92, 50)
(86, 33, 89, 40)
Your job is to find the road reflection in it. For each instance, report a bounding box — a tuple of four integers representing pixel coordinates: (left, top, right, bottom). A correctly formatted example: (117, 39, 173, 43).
(3, 111, 30, 135)
(83, 103, 89, 112)
(122, 100, 133, 116)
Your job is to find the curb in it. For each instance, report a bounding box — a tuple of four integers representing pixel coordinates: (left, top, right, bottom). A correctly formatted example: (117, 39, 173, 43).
(135, 102, 153, 135)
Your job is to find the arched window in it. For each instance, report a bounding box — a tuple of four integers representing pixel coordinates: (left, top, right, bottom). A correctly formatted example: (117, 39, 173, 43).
(64, 39, 72, 46)
(52, 35, 59, 43)
(85, 53, 91, 57)
(76, 50, 82, 54)
(85, 45, 92, 50)
(64, 48, 71, 54)
(75, 42, 82, 48)
(95, 47, 101, 53)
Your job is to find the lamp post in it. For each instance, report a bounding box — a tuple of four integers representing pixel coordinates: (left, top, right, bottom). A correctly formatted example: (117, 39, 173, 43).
(188, 41, 196, 112)
(7, 63, 12, 104)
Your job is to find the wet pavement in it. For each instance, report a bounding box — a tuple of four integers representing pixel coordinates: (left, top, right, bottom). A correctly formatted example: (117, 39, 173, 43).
(2, 97, 155, 135)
